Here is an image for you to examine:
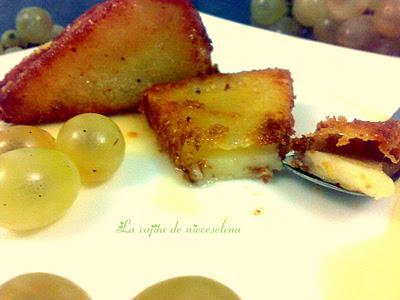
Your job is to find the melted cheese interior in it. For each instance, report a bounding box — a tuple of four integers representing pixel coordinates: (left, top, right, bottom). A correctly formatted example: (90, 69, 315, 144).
(303, 150, 395, 199)
(189, 145, 282, 183)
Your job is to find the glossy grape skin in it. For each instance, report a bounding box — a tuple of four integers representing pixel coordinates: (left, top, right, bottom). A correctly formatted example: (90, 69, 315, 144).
(134, 276, 241, 300)
(0, 273, 91, 300)
(372, 0, 400, 39)
(0, 125, 55, 155)
(314, 18, 342, 43)
(292, 0, 328, 27)
(325, 0, 371, 21)
(51, 24, 64, 39)
(268, 16, 300, 35)
(368, 0, 380, 11)
(56, 113, 126, 185)
(336, 15, 379, 49)
(0, 148, 80, 231)
(368, 38, 400, 56)
(1, 30, 24, 49)
(251, 0, 288, 26)
(16, 7, 53, 44)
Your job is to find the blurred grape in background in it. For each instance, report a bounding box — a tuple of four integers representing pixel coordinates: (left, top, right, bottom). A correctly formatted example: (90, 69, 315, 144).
(0, 0, 105, 54)
(251, 0, 400, 57)
(0, 0, 102, 32)
(0, 0, 398, 57)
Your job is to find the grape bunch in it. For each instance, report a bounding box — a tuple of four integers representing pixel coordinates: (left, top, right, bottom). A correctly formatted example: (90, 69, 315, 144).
(251, 0, 400, 57)
(0, 6, 64, 55)
(0, 114, 126, 231)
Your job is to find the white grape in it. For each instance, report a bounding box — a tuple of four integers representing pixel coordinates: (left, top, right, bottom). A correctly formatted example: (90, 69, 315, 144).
(251, 0, 288, 26)
(325, 0, 371, 21)
(336, 15, 379, 49)
(268, 17, 300, 36)
(16, 7, 53, 44)
(51, 24, 64, 39)
(314, 18, 342, 44)
(56, 113, 126, 185)
(0, 125, 55, 155)
(0, 273, 91, 299)
(0, 148, 80, 231)
(293, 0, 328, 27)
(1, 30, 24, 48)
(372, 0, 400, 39)
(368, 38, 400, 56)
(368, 0, 380, 11)
(134, 276, 241, 300)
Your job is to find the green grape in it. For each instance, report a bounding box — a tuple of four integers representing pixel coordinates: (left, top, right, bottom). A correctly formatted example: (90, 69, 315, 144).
(56, 113, 126, 185)
(372, 0, 400, 40)
(368, 38, 400, 56)
(251, 0, 288, 26)
(0, 273, 91, 300)
(51, 24, 64, 39)
(325, 0, 371, 21)
(0, 148, 80, 231)
(268, 16, 300, 35)
(0, 125, 55, 155)
(314, 18, 341, 43)
(336, 15, 379, 49)
(134, 276, 241, 300)
(0, 44, 3, 55)
(16, 6, 53, 44)
(368, 0, 380, 11)
(293, 0, 328, 27)
(4, 47, 22, 54)
(1, 30, 26, 49)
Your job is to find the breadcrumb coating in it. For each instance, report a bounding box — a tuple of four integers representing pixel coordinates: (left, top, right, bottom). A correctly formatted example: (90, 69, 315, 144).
(141, 69, 295, 182)
(0, 0, 213, 124)
(292, 116, 400, 164)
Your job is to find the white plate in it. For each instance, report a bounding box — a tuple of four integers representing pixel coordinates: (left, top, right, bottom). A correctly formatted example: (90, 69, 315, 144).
(0, 13, 400, 300)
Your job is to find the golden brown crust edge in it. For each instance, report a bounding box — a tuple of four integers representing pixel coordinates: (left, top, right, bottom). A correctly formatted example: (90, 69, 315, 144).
(255, 69, 295, 158)
(0, 0, 213, 124)
(141, 69, 295, 172)
(292, 116, 400, 164)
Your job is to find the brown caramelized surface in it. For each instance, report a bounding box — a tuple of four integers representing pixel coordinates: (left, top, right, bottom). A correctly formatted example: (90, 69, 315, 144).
(141, 69, 295, 180)
(293, 116, 400, 164)
(0, 0, 213, 124)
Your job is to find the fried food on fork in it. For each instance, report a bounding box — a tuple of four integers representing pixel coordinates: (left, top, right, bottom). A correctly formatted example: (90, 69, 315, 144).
(292, 116, 400, 199)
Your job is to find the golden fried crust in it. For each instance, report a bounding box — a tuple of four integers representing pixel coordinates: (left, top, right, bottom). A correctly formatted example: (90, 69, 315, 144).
(141, 69, 295, 172)
(0, 0, 213, 124)
(258, 116, 294, 158)
(292, 116, 400, 164)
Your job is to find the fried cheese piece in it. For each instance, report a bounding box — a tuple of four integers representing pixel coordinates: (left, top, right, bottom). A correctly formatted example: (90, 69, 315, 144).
(0, 0, 213, 124)
(141, 69, 295, 184)
(292, 117, 400, 199)
(301, 151, 395, 199)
